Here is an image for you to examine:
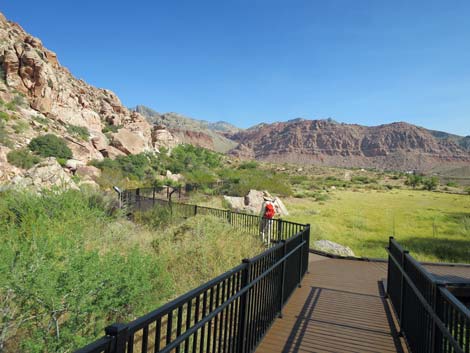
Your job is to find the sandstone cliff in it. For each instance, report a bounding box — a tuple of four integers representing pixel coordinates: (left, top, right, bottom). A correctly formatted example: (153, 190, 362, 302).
(0, 12, 177, 182)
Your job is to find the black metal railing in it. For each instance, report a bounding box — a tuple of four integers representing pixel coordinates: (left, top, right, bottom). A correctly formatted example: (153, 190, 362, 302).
(121, 187, 305, 242)
(75, 189, 310, 353)
(387, 237, 470, 353)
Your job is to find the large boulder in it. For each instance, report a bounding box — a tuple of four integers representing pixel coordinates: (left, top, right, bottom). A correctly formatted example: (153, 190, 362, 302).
(224, 189, 289, 216)
(111, 128, 150, 155)
(76, 165, 101, 181)
(313, 240, 355, 257)
(11, 157, 78, 190)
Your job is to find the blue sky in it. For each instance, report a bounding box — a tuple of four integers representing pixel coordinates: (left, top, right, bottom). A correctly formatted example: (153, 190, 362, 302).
(2, 1, 470, 135)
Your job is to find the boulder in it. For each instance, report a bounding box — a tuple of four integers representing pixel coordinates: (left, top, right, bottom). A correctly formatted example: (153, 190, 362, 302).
(313, 240, 355, 257)
(224, 189, 289, 216)
(152, 126, 179, 150)
(111, 128, 150, 155)
(11, 157, 79, 190)
(165, 170, 183, 182)
(65, 159, 84, 171)
(76, 165, 101, 181)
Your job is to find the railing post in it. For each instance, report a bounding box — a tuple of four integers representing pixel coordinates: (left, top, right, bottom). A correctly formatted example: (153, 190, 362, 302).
(277, 219, 283, 241)
(238, 259, 251, 353)
(105, 323, 128, 353)
(305, 224, 310, 274)
(227, 210, 232, 225)
(194, 204, 198, 216)
(152, 187, 156, 206)
(431, 283, 443, 353)
(399, 250, 409, 326)
(279, 240, 287, 318)
(298, 237, 303, 288)
(136, 188, 141, 209)
(386, 236, 393, 297)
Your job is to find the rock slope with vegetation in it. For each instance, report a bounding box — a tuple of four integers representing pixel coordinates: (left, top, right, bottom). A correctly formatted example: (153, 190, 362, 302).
(0, 12, 178, 185)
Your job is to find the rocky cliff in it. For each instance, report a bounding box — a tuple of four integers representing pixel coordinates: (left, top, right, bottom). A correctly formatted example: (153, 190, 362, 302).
(0, 12, 177, 183)
(229, 119, 470, 172)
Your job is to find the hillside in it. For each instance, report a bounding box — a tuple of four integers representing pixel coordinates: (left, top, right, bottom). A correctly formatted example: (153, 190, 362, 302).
(134, 105, 239, 152)
(228, 119, 470, 172)
(0, 12, 177, 184)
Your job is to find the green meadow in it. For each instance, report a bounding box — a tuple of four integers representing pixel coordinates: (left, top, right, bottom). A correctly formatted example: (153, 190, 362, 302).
(284, 189, 470, 262)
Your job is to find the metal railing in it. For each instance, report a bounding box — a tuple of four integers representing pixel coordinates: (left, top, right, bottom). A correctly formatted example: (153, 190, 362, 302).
(387, 237, 470, 353)
(75, 189, 310, 353)
(121, 187, 306, 242)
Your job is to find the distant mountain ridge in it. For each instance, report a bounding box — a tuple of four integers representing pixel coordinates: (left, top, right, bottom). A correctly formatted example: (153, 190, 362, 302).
(133, 105, 239, 152)
(227, 119, 470, 173)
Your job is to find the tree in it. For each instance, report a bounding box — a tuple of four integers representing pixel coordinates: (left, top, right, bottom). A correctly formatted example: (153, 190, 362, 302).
(405, 174, 423, 189)
(422, 176, 439, 191)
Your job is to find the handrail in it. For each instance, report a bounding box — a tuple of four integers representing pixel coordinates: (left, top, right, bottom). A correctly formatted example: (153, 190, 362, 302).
(74, 189, 310, 353)
(386, 237, 470, 353)
(159, 240, 306, 353)
(387, 247, 465, 353)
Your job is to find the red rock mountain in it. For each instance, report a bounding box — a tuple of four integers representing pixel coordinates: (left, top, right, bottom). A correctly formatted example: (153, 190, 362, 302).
(228, 119, 470, 172)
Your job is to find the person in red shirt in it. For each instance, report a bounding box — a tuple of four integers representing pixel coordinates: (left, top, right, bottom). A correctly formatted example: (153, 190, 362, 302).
(260, 197, 276, 244)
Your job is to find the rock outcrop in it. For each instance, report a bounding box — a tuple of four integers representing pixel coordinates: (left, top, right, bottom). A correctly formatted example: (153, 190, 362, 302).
(0, 12, 178, 185)
(11, 157, 78, 190)
(313, 240, 355, 257)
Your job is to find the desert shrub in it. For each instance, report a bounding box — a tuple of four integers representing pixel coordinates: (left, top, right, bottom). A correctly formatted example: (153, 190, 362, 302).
(405, 174, 423, 188)
(0, 120, 13, 147)
(446, 181, 458, 187)
(238, 160, 259, 169)
(0, 190, 172, 352)
(422, 176, 439, 191)
(7, 148, 41, 169)
(32, 115, 49, 125)
(0, 111, 10, 121)
(13, 120, 29, 133)
(219, 169, 292, 196)
(152, 215, 263, 293)
(28, 134, 73, 159)
(351, 176, 376, 184)
(168, 144, 222, 173)
(101, 122, 122, 133)
(67, 124, 90, 140)
(133, 204, 173, 229)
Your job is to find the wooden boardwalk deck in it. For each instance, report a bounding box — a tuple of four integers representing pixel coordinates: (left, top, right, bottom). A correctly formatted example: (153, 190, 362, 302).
(256, 254, 407, 353)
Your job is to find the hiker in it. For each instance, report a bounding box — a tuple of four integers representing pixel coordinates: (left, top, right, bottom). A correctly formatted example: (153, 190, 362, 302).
(260, 197, 276, 244)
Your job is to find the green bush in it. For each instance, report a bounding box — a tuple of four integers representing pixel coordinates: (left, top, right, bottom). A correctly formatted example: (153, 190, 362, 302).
(101, 122, 121, 133)
(0, 111, 10, 121)
(67, 124, 90, 141)
(405, 174, 423, 188)
(7, 148, 41, 169)
(28, 134, 73, 159)
(13, 120, 29, 133)
(238, 161, 259, 169)
(422, 176, 439, 191)
(0, 190, 172, 352)
(0, 120, 13, 147)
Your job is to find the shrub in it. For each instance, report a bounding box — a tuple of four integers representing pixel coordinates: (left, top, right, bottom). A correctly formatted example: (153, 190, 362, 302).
(28, 134, 73, 159)
(0, 120, 13, 147)
(7, 148, 41, 169)
(422, 176, 439, 191)
(13, 120, 29, 133)
(67, 124, 90, 140)
(446, 181, 458, 188)
(0, 111, 10, 121)
(238, 160, 259, 169)
(405, 174, 423, 188)
(101, 122, 121, 133)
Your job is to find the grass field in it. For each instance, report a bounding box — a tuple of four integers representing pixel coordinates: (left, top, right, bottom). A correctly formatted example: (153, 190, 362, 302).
(283, 189, 470, 263)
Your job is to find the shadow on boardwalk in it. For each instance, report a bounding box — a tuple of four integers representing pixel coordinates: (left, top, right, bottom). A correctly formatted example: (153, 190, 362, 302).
(256, 255, 408, 353)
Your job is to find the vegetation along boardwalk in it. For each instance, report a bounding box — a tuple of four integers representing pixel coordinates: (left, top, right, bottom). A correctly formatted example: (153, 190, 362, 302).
(75, 190, 470, 353)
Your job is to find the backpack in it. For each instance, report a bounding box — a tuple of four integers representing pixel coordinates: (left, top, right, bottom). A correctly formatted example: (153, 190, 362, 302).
(264, 202, 275, 219)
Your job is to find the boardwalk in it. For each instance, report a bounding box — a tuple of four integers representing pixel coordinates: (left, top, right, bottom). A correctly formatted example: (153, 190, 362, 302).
(256, 254, 407, 353)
